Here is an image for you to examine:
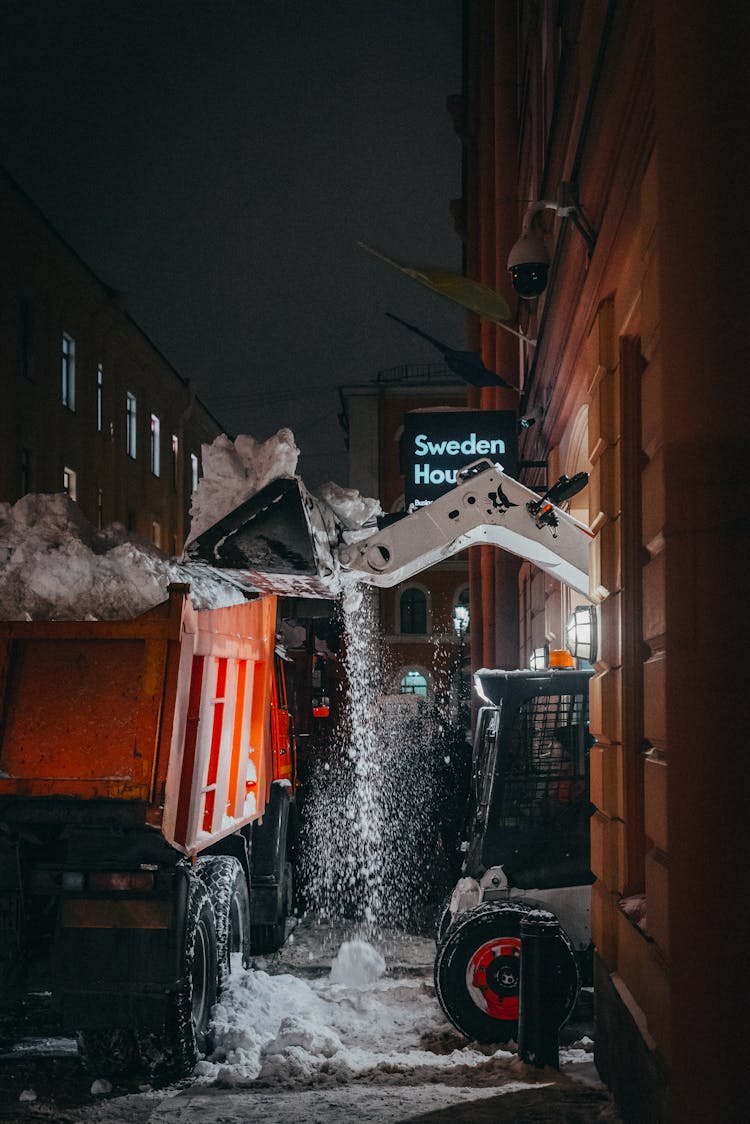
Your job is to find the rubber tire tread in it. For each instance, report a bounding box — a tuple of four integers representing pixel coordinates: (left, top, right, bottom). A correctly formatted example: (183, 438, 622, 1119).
(141, 873, 218, 1079)
(434, 901, 578, 1044)
(196, 855, 251, 992)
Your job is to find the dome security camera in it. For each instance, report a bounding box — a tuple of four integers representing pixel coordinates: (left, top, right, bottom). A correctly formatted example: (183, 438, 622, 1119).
(507, 233, 549, 298)
(507, 203, 551, 299)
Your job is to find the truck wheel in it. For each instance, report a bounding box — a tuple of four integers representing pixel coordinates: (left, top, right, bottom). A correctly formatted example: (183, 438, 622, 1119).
(196, 855, 251, 992)
(77, 1028, 140, 1079)
(142, 874, 218, 1078)
(250, 861, 292, 954)
(434, 902, 578, 1043)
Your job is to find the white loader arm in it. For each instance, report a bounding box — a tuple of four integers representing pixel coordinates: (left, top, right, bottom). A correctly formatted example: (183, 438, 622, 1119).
(337, 460, 604, 602)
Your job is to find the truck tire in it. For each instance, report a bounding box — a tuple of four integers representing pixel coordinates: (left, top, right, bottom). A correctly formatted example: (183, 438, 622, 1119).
(434, 902, 578, 1044)
(250, 860, 292, 954)
(77, 1028, 140, 1079)
(196, 855, 251, 992)
(141, 874, 218, 1078)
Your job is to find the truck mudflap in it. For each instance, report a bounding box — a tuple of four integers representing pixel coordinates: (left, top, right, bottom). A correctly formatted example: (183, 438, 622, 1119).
(185, 476, 340, 598)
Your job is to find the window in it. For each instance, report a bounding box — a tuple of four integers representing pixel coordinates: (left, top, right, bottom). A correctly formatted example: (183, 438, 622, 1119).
(190, 452, 199, 492)
(400, 670, 428, 696)
(97, 487, 103, 529)
(453, 587, 470, 637)
(126, 392, 137, 458)
(400, 587, 427, 634)
(150, 414, 161, 476)
(97, 365, 103, 432)
(152, 521, 161, 549)
(63, 466, 77, 501)
(62, 334, 75, 410)
(171, 434, 179, 490)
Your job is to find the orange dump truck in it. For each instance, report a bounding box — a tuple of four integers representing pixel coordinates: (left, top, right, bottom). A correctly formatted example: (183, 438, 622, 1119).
(0, 584, 296, 1077)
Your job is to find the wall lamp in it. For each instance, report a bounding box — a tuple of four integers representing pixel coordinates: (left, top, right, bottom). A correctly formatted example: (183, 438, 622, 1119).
(507, 183, 597, 300)
(566, 604, 598, 664)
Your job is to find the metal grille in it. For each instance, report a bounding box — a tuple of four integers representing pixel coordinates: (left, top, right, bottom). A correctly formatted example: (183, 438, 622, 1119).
(498, 692, 589, 828)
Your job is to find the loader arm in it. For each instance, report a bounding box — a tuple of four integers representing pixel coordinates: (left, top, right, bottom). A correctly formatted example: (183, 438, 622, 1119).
(337, 460, 604, 602)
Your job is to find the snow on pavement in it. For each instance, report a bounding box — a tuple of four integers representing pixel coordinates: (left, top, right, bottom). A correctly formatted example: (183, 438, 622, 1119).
(19, 917, 613, 1123)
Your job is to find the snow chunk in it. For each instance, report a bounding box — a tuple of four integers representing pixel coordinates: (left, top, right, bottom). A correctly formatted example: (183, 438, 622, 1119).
(314, 481, 382, 532)
(186, 429, 300, 545)
(329, 939, 386, 987)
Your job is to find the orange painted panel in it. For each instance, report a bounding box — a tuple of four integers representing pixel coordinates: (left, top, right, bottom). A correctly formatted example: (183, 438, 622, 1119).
(0, 638, 157, 790)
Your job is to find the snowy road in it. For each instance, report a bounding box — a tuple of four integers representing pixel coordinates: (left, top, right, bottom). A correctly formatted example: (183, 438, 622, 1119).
(0, 916, 619, 1123)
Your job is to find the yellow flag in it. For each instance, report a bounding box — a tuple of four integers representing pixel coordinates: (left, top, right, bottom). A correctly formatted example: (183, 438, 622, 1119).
(359, 242, 512, 324)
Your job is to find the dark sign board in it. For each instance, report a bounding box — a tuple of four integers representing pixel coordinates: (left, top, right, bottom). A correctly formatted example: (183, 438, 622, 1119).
(401, 410, 518, 508)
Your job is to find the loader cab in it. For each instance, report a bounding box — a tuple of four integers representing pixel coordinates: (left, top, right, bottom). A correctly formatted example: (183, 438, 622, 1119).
(464, 668, 594, 890)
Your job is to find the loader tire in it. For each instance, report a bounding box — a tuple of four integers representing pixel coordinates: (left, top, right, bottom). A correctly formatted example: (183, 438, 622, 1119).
(140, 874, 218, 1078)
(77, 1028, 140, 1079)
(434, 901, 578, 1044)
(196, 855, 251, 992)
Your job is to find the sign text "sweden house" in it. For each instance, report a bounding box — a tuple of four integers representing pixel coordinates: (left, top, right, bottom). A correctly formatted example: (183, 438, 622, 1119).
(412, 432, 507, 485)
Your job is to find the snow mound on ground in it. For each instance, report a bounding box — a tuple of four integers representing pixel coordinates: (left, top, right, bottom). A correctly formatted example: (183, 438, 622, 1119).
(186, 429, 300, 545)
(0, 493, 246, 620)
(199, 939, 510, 1090)
(329, 939, 386, 986)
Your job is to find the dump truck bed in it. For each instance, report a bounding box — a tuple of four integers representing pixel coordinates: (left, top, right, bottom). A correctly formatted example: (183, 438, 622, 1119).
(0, 586, 281, 854)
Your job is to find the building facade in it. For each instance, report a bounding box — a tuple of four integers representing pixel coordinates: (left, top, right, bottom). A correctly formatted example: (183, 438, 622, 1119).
(0, 168, 222, 553)
(458, 3, 750, 1121)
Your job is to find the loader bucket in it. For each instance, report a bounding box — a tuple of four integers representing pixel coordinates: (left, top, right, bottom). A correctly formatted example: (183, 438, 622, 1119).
(185, 476, 340, 598)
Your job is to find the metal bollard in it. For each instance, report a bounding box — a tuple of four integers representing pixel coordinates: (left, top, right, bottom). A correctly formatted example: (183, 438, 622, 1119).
(518, 909, 561, 1069)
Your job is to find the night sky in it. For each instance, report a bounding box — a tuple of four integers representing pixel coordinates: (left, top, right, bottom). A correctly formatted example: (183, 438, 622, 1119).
(1, 0, 466, 486)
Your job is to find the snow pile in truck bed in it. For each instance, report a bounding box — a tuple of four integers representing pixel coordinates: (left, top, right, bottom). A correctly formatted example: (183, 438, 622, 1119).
(0, 430, 382, 620)
(0, 493, 246, 621)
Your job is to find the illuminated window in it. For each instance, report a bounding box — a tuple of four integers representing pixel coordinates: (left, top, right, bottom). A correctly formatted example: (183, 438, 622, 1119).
(62, 334, 75, 410)
(63, 466, 77, 501)
(400, 587, 427, 634)
(126, 392, 137, 458)
(171, 434, 179, 490)
(400, 670, 428, 696)
(150, 414, 161, 476)
(190, 452, 199, 491)
(453, 586, 470, 637)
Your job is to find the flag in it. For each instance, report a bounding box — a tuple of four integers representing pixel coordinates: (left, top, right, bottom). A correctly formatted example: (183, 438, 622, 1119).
(385, 312, 518, 391)
(359, 242, 512, 324)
